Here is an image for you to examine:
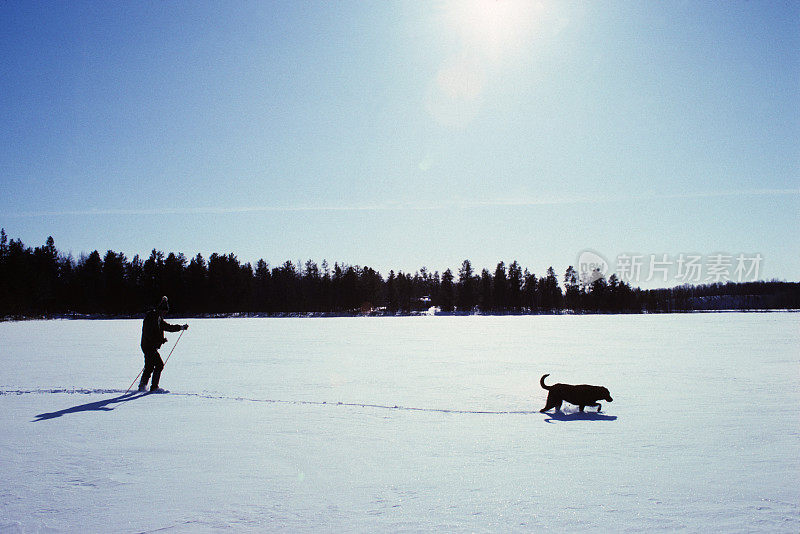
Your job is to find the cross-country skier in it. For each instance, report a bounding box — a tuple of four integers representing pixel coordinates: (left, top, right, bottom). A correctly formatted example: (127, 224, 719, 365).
(139, 296, 188, 392)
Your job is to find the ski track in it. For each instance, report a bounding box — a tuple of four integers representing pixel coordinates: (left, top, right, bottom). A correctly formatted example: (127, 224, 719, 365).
(0, 387, 541, 415)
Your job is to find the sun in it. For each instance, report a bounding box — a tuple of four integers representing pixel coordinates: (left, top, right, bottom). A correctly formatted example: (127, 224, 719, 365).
(443, 0, 540, 60)
(428, 0, 544, 126)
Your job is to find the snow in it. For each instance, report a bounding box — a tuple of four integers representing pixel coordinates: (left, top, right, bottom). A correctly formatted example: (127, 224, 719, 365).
(1, 313, 798, 533)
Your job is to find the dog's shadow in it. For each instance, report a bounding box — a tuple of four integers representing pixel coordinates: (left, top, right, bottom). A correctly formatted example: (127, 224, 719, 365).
(33, 391, 149, 422)
(543, 410, 618, 423)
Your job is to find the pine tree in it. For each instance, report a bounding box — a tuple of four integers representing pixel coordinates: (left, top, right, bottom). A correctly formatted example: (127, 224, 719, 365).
(164, 252, 187, 313)
(32, 237, 60, 314)
(341, 266, 359, 312)
(102, 251, 127, 314)
(457, 259, 476, 312)
(272, 260, 298, 313)
(126, 255, 145, 311)
(302, 260, 321, 311)
(479, 269, 493, 313)
(0, 229, 7, 314)
(320, 260, 332, 312)
(493, 262, 507, 312)
(549, 266, 563, 310)
(0, 228, 7, 263)
(430, 271, 441, 306)
(387, 270, 398, 314)
(142, 249, 165, 305)
(440, 269, 455, 312)
(507, 261, 523, 312)
(589, 275, 608, 312)
(186, 254, 208, 313)
(397, 272, 412, 313)
(361, 267, 383, 312)
(239, 261, 254, 312)
(523, 270, 537, 312)
(253, 259, 271, 313)
(4, 238, 31, 314)
(78, 251, 103, 313)
(564, 265, 581, 311)
(538, 266, 562, 311)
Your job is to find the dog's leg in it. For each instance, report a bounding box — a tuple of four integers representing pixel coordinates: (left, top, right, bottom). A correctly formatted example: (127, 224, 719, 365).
(596, 402, 602, 412)
(579, 405, 585, 412)
(540, 393, 560, 413)
(539, 400, 555, 413)
(539, 392, 552, 413)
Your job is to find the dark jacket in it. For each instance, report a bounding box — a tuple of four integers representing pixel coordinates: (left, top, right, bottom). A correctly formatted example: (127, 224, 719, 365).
(141, 309, 182, 351)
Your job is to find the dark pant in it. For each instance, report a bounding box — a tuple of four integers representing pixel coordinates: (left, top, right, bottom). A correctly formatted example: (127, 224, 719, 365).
(139, 347, 164, 390)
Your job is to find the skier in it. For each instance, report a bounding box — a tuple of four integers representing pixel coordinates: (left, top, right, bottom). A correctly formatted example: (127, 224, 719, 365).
(139, 296, 188, 392)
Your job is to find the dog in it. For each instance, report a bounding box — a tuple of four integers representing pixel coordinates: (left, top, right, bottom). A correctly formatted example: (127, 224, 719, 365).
(539, 374, 612, 413)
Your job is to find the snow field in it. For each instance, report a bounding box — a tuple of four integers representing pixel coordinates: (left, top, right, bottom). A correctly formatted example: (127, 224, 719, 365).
(1, 313, 798, 532)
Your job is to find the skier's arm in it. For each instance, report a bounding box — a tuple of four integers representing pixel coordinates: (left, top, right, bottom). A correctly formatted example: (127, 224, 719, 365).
(159, 317, 185, 332)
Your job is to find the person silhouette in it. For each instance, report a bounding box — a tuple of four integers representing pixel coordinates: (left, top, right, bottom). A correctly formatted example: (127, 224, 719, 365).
(138, 296, 188, 392)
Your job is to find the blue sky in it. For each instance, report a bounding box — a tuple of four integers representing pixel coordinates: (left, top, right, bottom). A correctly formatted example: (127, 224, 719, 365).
(1, 1, 797, 286)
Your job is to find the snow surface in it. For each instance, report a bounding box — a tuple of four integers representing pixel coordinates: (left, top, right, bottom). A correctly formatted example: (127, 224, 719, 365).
(1, 313, 798, 533)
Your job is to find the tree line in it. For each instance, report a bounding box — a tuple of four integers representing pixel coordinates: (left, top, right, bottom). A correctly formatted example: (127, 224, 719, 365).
(1, 230, 798, 318)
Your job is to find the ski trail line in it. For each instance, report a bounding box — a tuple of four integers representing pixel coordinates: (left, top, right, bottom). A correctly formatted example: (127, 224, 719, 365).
(1, 388, 538, 415)
(178, 391, 537, 414)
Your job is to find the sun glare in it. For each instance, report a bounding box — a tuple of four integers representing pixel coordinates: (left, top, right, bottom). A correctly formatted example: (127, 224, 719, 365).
(443, 0, 539, 60)
(427, 1, 543, 126)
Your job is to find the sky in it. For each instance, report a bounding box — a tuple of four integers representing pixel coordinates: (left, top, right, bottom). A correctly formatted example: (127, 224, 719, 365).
(1, 1, 798, 288)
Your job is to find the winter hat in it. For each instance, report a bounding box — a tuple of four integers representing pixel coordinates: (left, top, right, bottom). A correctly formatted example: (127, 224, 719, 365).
(158, 296, 169, 312)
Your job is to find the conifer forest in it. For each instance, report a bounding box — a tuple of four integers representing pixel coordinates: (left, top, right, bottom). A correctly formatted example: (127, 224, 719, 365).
(1, 230, 797, 318)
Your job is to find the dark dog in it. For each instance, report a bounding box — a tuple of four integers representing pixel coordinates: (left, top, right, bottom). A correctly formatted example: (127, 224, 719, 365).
(539, 374, 612, 413)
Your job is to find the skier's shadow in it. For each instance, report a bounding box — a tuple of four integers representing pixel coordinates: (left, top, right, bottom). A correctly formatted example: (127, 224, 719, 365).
(33, 391, 149, 422)
(543, 410, 618, 423)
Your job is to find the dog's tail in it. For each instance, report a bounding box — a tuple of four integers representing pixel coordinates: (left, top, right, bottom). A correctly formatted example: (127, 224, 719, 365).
(540, 373, 551, 390)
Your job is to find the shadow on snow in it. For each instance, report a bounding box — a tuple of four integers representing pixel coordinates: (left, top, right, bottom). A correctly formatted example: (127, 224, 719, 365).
(32, 391, 150, 422)
(543, 409, 618, 423)
(24, 388, 617, 421)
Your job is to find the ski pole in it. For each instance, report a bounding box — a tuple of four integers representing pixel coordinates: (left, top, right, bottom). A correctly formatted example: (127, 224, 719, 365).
(125, 368, 144, 394)
(162, 329, 184, 368)
(125, 329, 185, 394)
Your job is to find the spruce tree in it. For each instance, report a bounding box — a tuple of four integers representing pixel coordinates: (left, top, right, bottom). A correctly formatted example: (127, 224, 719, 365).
(564, 266, 580, 311)
(523, 270, 537, 312)
(479, 269, 493, 313)
(78, 251, 103, 313)
(102, 251, 127, 314)
(507, 261, 523, 312)
(546, 266, 563, 311)
(186, 254, 208, 313)
(457, 259, 476, 312)
(493, 262, 508, 312)
(387, 270, 398, 313)
(440, 269, 455, 312)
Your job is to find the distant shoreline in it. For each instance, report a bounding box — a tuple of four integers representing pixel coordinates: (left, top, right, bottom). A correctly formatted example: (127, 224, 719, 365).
(3, 308, 798, 322)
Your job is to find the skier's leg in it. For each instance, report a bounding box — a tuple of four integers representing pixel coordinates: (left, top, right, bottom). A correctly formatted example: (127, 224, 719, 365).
(150, 352, 165, 390)
(139, 349, 155, 390)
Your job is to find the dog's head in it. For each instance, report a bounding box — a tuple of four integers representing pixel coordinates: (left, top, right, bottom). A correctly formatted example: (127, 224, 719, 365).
(600, 387, 613, 402)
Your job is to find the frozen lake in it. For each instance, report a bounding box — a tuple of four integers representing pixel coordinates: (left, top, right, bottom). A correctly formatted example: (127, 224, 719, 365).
(1, 313, 798, 532)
